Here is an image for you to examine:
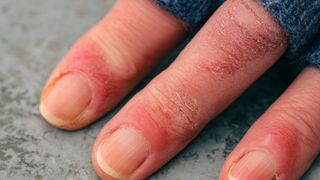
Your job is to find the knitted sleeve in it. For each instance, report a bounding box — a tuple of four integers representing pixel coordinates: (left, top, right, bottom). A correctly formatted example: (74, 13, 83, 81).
(155, 0, 320, 68)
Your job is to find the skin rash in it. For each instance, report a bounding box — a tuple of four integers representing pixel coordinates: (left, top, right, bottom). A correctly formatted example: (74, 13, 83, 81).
(41, 0, 186, 129)
(92, 0, 288, 179)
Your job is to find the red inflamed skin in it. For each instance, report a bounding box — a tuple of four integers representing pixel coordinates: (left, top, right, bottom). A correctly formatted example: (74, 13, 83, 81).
(91, 1, 287, 179)
(40, 0, 320, 179)
(40, 0, 187, 130)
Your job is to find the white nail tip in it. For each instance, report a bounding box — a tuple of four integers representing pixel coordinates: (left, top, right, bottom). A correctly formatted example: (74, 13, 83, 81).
(39, 102, 67, 127)
(96, 146, 127, 180)
(228, 174, 238, 180)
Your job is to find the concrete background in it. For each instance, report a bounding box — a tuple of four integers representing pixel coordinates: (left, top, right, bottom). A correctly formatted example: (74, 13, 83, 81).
(0, 0, 319, 179)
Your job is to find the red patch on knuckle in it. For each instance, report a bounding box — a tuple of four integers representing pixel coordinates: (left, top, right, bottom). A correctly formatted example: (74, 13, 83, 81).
(88, 30, 139, 81)
(136, 83, 202, 143)
(193, 0, 286, 79)
(262, 119, 301, 169)
(271, 104, 320, 150)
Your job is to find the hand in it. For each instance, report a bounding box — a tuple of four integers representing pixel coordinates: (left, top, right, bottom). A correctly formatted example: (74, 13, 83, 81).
(39, 0, 320, 179)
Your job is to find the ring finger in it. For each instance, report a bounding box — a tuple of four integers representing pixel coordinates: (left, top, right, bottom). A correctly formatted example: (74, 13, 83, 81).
(220, 66, 320, 180)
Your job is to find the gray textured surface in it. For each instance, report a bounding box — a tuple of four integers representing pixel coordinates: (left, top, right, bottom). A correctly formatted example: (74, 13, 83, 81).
(0, 0, 319, 180)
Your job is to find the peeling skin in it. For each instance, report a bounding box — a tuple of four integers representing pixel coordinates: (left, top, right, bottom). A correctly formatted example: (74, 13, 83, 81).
(189, 0, 286, 79)
(8, 0, 320, 179)
(93, 0, 288, 179)
(41, 0, 186, 130)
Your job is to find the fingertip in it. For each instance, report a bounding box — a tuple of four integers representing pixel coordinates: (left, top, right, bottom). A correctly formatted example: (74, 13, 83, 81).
(39, 101, 66, 128)
(39, 73, 93, 130)
(226, 151, 277, 180)
(92, 149, 119, 180)
(92, 127, 149, 179)
(39, 101, 85, 130)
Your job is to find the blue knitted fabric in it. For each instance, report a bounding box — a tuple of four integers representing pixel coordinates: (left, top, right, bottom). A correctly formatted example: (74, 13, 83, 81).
(155, 0, 320, 68)
(155, 0, 224, 29)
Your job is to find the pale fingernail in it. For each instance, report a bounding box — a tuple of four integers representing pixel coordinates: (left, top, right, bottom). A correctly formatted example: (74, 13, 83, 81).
(228, 151, 277, 180)
(40, 73, 92, 126)
(96, 127, 149, 179)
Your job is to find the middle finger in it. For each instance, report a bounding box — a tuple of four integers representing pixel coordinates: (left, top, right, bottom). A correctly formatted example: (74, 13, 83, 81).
(92, 0, 287, 179)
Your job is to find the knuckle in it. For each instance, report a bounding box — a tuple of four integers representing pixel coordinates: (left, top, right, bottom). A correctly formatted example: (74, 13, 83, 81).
(265, 119, 300, 149)
(197, 44, 245, 77)
(271, 102, 320, 149)
(193, 0, 286, 78)
(144, 85, 202, 141)
(229, 0, 285, 56)
(88, 29, 138, 81)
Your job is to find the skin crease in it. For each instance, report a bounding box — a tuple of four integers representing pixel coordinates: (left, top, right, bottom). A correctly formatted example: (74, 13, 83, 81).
(220, 67, 320, 180)
(92, 0, 287, 179)
(40, 0, 187, 130)
(39, 0, 320, 179)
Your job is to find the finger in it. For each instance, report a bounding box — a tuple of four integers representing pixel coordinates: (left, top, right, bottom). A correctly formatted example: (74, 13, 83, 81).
(92, 0, 287, 179)
(39, 0, 187, 130)
(220, 66, 320, 180)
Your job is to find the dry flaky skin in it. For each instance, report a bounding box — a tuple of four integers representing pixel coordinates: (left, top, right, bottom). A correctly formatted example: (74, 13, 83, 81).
(1, 0, 320, 180)
(92, 0, 288, 178)
(40, 0, 187, 130)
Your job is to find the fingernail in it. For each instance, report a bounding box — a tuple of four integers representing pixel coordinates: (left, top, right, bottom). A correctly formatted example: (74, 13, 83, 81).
(96, 127, 149, 179)
(228, 151, 277, 180)
(40, 73, 92, 126)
